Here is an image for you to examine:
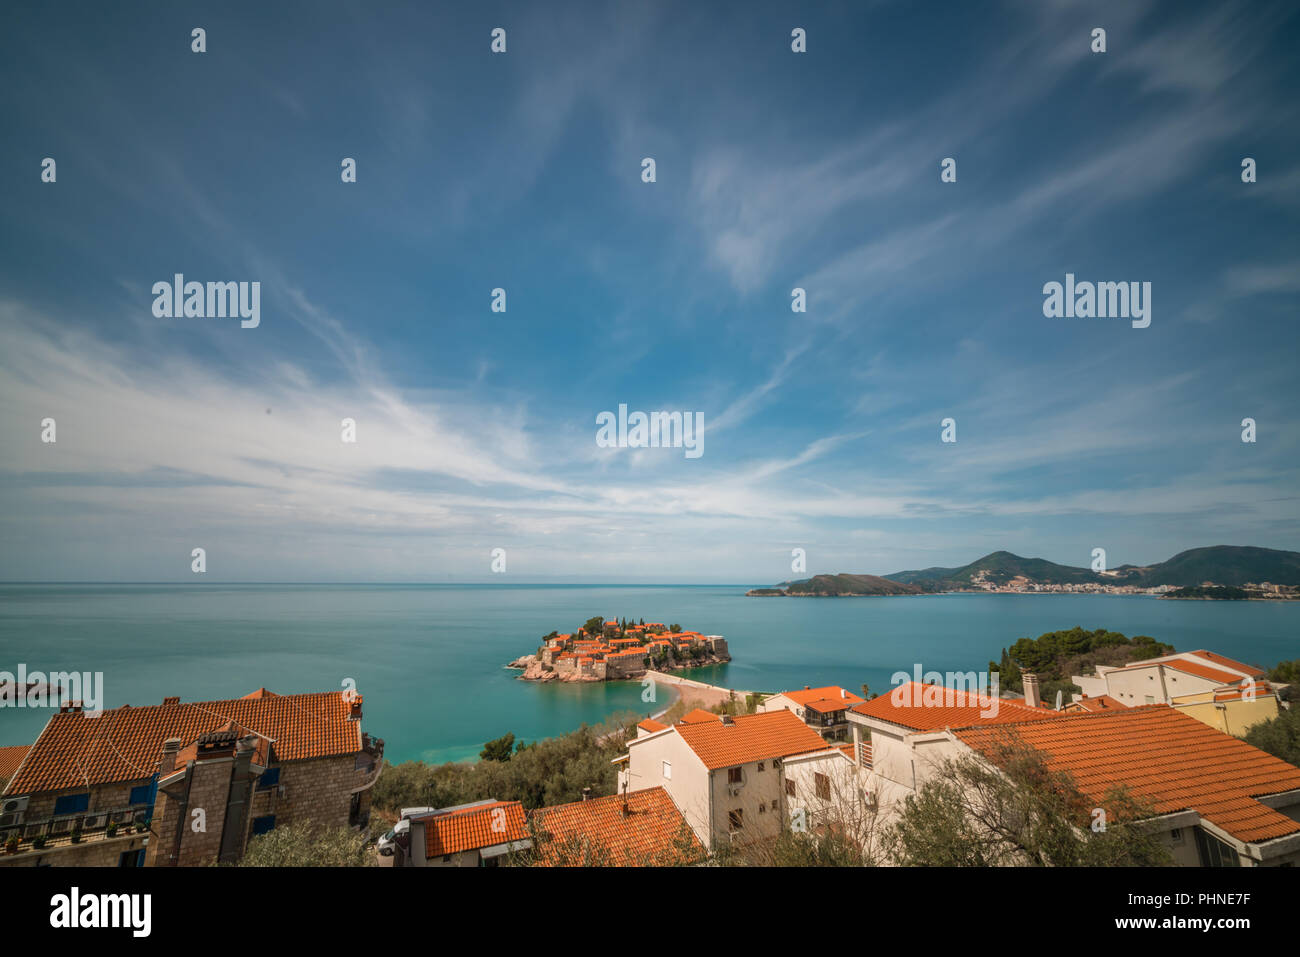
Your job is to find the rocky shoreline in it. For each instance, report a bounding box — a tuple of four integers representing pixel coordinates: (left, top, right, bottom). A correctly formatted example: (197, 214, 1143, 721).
(506, 652, 730, 683)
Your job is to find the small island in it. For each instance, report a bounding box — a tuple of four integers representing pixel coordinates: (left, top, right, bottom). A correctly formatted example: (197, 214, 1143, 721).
(747, 574, 927, 597)
(507, 616, 730, 682)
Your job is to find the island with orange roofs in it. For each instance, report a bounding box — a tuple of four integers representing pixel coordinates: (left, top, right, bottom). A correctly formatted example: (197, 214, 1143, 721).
(507, 616, 730, 682)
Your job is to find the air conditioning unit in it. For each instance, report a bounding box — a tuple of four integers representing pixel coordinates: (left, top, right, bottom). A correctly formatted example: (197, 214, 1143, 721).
(83, 813, 108, 829)
(862, 788, 877, 809)
(1, 796, 29, 815)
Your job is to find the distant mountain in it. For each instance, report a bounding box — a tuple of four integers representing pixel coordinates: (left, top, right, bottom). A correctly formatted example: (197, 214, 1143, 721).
(884, 545, 1300, 588)
(1116, 546, 1300, 587)
(747, 573, 925, 597)
(888, 550, 1098, 586)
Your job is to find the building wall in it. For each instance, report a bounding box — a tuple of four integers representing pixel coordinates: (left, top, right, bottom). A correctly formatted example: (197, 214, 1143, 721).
(782, 751, 860, 833)
(1172, 695, 1280, 737)
(706, 757, 785, 850)
(0, 832, 147, 868)
(1104, 664, 1218, 706)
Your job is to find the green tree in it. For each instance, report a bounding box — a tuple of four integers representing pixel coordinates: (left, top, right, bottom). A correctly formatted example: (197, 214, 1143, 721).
(669, 623, 682, 633)
(480, 732, 517, 762)
(885, 733, 1172, 866)
(1244, 705, 1300, 767)
(238, 822, 371, 867)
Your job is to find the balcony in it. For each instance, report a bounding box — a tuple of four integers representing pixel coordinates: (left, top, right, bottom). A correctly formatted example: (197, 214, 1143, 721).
(2, 805, 153, 858)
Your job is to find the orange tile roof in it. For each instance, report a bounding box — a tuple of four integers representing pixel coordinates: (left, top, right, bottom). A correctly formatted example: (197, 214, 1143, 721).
(637, 718, 669, 733)
(678, 708, 722, 725)
(423, 800, 529, 857)
(954, 705, 1300, 844)
(532, 787, 703, 866)
(1210, 682, 1275, 702)
(1188, 651, 1267, 678)
(1156, 659, 1248, 685)
(4, 691, 363, 796)
(0, 745, 30, 785)
(851, 682, 1063, 732)
(781, 686, 866, 709)
(1068, 694, 1125, 712)
(674, 710, 831, 771)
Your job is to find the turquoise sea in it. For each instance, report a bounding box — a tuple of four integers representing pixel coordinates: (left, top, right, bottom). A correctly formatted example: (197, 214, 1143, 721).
(1, 584, 1297, 764)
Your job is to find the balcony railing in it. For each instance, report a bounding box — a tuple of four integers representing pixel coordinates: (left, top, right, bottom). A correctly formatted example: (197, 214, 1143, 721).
(1, 804, 153, 856)
(1, 803, 151, 843)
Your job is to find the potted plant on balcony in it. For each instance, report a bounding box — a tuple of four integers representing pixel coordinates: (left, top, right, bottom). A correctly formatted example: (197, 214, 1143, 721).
(106, 821, 118, 838)
(32, 834, 47, 849)
(5, 835, 19, 854)
(70, 825, 83, 844)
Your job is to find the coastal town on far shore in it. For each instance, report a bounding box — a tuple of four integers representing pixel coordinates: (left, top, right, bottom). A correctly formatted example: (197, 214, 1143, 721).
(955, 574, 1300, 599)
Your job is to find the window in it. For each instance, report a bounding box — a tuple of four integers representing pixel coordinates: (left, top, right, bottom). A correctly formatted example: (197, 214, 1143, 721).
(727, 767, 743, 785)
(128, 784, 154, 806)
(757, 761, 765, 771)
(1193, 827, 1239, 867)
(786, 779, 796, 797)
(728, 809, 744, 832)
(257, 767, 281, 790)
(662, 760, 672, 780)
(758, 803, 766, 814)
(1144, 695, 1155, 705)
(118, 849, 145, 867)
(815, 772, 830, 801)
(53, 793, 90, 816)
(251, 815, 276, 836)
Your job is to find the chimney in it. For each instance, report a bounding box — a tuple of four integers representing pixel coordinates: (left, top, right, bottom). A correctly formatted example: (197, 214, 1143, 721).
(59, 700, 83, 713)
(721, 714, 734, 726)
(347, 694, 363, 721)
(162, 696, 180, 706)
(804, 685, 810, 690)
(161, 736, 183, 772)
(1022, 672, 1041, 709)
(840, 687, 847, 698)
(581, 787, 591, 802)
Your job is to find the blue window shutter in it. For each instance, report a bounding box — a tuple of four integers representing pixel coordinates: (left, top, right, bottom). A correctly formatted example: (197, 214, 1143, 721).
(54, 793, 90, 815)
(128, 782, 155, 805)
(257, 767, 281, 790)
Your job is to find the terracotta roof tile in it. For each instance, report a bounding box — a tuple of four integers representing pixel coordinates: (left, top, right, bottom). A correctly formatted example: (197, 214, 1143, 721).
(1157, 659, 1248, 685)
(1068, 695, 1125, 712)
(0, 745, 30, 785)
(532, 787, 703, 866)
(782, 686, 866, 711)
(4, 690, 362, 796)
(852, 682, 1063, 732)
(423, 800, 529, 857)
(674, 710, 831, 770)
(637, 718, 669, 733)
(678, 708, 722, 725)
(954, 705, 1300, 844)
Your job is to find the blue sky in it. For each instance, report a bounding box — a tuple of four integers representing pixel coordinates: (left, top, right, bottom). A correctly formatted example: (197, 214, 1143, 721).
(1, 0, 1297, 582)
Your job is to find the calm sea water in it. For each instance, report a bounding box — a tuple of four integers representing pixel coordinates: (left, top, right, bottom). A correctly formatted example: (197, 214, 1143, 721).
(1, 584, 1296, 764)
